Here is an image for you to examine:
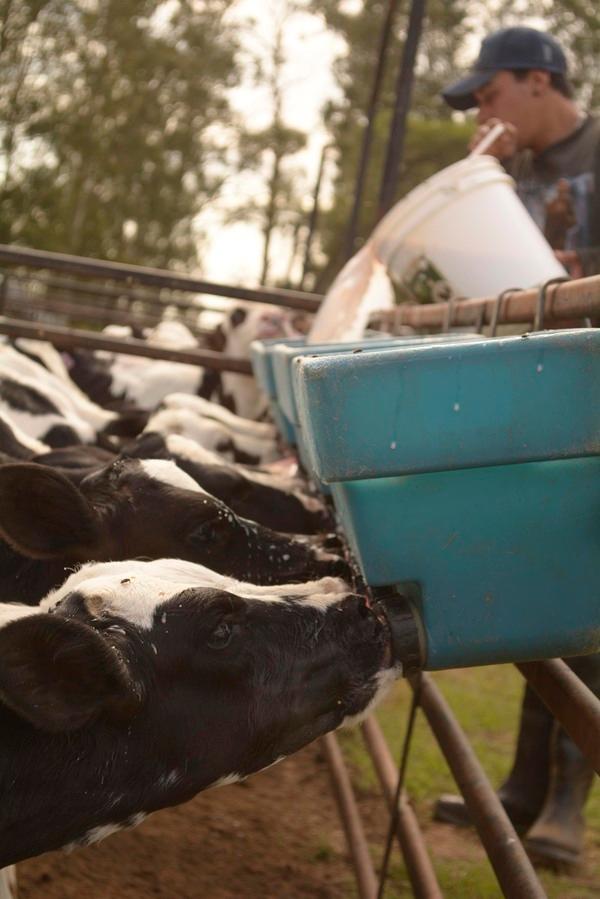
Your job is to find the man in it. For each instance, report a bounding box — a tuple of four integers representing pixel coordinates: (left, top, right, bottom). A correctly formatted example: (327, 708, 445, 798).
(436, 25, 599, 871)
(443, 25, 600, 278)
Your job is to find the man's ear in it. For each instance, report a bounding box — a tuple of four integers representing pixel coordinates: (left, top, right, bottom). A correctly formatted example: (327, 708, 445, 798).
(0, 463, 101, 559)
(529, 69, 551, 95)
(0, 613, 142, 732)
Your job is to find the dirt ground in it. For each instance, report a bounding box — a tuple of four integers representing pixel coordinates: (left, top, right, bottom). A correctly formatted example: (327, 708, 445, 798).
(15, 735, 600, 898)
(17, 742, 362, 899)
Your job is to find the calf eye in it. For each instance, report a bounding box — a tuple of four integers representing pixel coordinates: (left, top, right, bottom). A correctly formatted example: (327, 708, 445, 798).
(187, 521, 217, 546)
(207, 621, 233, 650)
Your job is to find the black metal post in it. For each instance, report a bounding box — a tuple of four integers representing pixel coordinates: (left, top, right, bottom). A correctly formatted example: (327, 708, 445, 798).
(0, 316, 252, 374)
(300, 144, 330, 289)
(414, 673, 546, 898)
(377, 0, 427, 220)
(342, 0, 401, 261)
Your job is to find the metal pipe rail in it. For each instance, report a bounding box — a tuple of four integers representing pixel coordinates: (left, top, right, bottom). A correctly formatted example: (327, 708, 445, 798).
(360, 716, 442, 899)
(2, 295, 210, 339)
(8, 271, 195, 303)
(0, 316, 253, 374)
(370, 275, 600, 331)
(2, 272, 215, 317)
(0, 245, 323, 312)
(517, 659, 600, 774)
(321, 733, 379, 899)
(411, 673, 547, 898)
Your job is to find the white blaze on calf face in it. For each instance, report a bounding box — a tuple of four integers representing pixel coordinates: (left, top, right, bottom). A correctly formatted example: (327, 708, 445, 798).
(139, 458, 205, 493)
(41, 559, 352, 629)
(163, 432, 326, 517)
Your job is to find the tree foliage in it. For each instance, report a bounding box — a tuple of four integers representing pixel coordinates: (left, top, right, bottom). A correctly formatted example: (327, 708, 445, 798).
(2, 0, 599, 284)
(305, 0, 473, 288)
(0, 0, 241, 269)
(231, 0, 309, 285)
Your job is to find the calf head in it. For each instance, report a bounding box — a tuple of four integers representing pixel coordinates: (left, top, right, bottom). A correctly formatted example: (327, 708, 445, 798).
(0, 559, 399, 865)
(0, 460, 349, 586)
(125, 431, 333, 534)
(208, 304, 299, 419)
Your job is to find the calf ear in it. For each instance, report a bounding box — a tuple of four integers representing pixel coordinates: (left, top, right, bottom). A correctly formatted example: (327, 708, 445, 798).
(0, 463, 100, 559)
(0, 614, 142, 732)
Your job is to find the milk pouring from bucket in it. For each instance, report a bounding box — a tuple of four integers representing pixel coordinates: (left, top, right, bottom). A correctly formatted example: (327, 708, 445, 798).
(307, 140, 566, 343)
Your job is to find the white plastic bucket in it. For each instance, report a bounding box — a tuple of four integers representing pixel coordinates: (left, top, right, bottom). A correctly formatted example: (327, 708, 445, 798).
(371, 155, 566, 302)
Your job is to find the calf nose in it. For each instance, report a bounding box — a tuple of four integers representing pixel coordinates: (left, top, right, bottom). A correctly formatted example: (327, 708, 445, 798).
(320, 532, 343, 552)
(319, 554, 352, 580)
(52, 591, 90, 620)
(341, 594, 371, 617)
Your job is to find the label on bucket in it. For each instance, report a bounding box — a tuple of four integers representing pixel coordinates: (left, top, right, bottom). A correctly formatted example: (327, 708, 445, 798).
(401, 256, 454, 304)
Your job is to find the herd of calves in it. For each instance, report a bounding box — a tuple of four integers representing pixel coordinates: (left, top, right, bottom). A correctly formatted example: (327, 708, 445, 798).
(0, 305, 399, 874)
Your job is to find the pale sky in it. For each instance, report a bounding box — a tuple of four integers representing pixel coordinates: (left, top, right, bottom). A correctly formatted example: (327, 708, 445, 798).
(195, 0, 344, 286)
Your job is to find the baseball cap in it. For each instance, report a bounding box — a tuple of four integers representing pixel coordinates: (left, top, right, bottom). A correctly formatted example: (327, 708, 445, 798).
(442, 26, 568, 110)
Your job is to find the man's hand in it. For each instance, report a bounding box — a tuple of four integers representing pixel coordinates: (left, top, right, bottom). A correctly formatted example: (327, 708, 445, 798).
(469, 118, 518, 160)
(555, 249, 583, 279)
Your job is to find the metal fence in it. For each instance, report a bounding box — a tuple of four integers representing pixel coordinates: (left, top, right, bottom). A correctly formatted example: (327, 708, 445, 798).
(1, 245, 598, 899)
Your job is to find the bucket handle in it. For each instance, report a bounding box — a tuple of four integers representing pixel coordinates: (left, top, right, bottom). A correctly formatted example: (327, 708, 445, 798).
(443, 295, 457, 332)
(533, 276, 570, 331)
(468, 122, 506, 158)
(489, 287, 521, 337)
(475, 302, 487, 334)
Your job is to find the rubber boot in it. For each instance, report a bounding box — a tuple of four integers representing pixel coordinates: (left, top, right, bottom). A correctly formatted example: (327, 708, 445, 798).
(523, 651, 600, 870)
(524, 725, 596, 870)
(434, 683, 554, 832)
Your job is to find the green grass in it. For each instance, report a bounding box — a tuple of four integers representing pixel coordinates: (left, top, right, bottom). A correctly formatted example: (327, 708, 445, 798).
(337, 665, 600, 898)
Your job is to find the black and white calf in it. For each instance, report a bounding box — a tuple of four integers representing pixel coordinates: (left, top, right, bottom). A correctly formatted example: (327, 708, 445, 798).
(208, 304, 299, 418)
(125, 432, 331, 534)
(66, 304, 298, 418)
(0, 458, 348, 604)
(143, 406, 280, 465)
(159, 393, 278, 440)
(0, 345, 145, 448)
(0, 412, 48, 462)
(0, 558, 399, 867)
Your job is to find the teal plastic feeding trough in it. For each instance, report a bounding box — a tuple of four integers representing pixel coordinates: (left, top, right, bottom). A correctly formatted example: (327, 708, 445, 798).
(250, 337, 305, 445)
(271, 333, 479, 437)
(268, 333, 479, 481)
(294, 329, 600, 671)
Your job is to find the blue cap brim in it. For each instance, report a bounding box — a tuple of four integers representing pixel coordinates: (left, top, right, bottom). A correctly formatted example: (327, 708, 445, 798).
(442, 70, 495, 110)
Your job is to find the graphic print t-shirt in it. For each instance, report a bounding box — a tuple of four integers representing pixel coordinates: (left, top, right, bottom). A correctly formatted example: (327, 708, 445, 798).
(506, 116, 600, 274)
